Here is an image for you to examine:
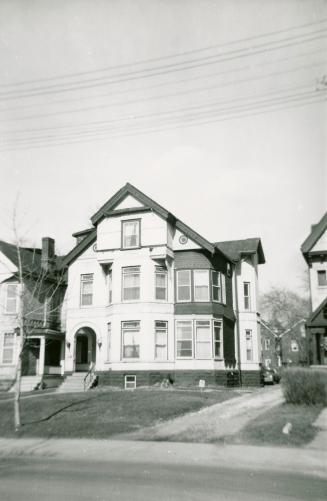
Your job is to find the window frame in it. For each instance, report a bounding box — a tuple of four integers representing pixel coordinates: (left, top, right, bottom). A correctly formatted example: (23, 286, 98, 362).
(80, 274, 94, 307)
(264, 338, 271, 350)
(195, 320, 212, 359)
(155, 266, 168, 301)
(107, 268, 113, 304)
(4, 283, 18, 314)
(121, 219, 141, 250)
(212, 271, 222, 303)
(243, 282, 251, 310)
(154, 320, 168, 360)
(124, 375, 136, 390)
(176, 320, 193, 359)
(176, 270, 192, 303)
(317, 270, 327, 287)
(107, 322, 111, 362)
(121, 320, 141, 360)
(2, 332, 15, 365)
(213, 320, 223, 359)
(193, 270, 210, 302)
(245, 329, 253, 361)
(122, 266, 141, 302)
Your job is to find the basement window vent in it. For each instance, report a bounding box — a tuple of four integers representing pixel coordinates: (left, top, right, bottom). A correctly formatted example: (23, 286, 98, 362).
(125, 375, 136, 390)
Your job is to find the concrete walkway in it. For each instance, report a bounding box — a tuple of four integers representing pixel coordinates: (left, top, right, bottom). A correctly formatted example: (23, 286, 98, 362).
(117, 386, 283, 442)
(308, 408, 327, 451)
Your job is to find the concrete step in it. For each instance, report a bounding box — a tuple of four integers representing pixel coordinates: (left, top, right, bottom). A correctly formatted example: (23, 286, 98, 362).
(9, 376, 42, 393)
(56, 374, 88, 393)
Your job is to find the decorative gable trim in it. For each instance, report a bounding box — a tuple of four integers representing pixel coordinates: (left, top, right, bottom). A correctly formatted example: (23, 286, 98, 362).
(301, 212, 327, 259)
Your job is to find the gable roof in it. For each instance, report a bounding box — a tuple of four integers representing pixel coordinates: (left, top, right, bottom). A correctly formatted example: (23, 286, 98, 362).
(301, 212, 327, 259)
(61, 183, 233, 268)
(214, 238, 265, 264)
(306, 296, 327, 328)
(0, 239, 42, 275)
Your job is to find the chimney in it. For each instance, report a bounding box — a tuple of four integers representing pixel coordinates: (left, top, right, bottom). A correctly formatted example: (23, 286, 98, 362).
(41, 237, 55, 272)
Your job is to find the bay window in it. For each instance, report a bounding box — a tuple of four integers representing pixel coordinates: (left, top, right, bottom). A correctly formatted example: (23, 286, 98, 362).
(246, 329, 253, 361)
(122, 266, 140, 301)
(244, 282, 251, 310)
(122, 321, 140, 358)
(155, 266, 167, 300)
(194, 270, 209, 302)
(213, 321, 222, 358)
(108, 269, 112, 304)
(177, 270, 191, 302)
(80, 274, 93, 306)
(176, 321, 193, 358)
(212, 271, 221, 302)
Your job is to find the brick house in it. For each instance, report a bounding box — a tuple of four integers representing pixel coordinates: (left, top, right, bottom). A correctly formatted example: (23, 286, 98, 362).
(301, 212, 327, 366)
(0, 239, 65, 390)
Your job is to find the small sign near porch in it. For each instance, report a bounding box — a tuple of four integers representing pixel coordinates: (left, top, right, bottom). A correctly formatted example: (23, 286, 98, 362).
(199, 379, 206, 389)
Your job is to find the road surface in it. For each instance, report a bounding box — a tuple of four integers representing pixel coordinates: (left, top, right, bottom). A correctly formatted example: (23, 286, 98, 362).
(0, 456, 325, 501)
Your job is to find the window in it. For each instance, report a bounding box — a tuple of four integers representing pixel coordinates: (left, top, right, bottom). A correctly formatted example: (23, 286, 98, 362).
(176, 270, 191, 302)
(80, 274, 93, 306)
(195, 321, 211, 359)
(194, 270, 209, 302)
(246, 329, 253, 361)
(244, 282, 251, 310)
(318, 270, 327, 286)
(2, 332, 15, 364)
(125, 375, 136, 389)
(5, 284, 18, 313)
(214, 320, 223, 358)
(155, 321, 168, 359)
(176, 321, 193, 358)
(122, 220, 140, 249)
(107, 323, 111, 361)
(122, 267, 140, 301)
(221, 274, 226, 304)
(108, 269, 112, 304)
(212, 271, 221, 302)
(291, 340, 299, 352)
(265, 358, 271, 368)
(155, 266, 167, 301)
(122, 321, 140, 358)
(264, 338, 271, 350)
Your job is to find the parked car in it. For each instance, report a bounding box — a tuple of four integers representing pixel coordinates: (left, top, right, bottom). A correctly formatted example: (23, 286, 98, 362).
(262, 368, 281, 385)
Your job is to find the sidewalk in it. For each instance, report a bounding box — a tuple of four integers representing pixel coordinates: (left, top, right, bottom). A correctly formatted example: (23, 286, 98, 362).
(0, 437, 325, 479)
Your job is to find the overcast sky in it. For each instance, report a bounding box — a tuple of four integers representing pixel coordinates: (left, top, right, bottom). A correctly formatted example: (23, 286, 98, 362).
(0, 0, 326, 295)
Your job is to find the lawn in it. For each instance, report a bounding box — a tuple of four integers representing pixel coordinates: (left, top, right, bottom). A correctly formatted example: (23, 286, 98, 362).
(228, 403, 323, 447)
(0, 388, 238, 438)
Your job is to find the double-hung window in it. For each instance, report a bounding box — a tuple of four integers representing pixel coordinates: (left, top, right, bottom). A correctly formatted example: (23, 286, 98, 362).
(243, 282, 251, 310)
(122, 321, 140, 359)
(318, 270, 327, 286)
(194, 270, 209, 302)
(5, 284, 18, 314)
(155, 266, 167, 300)
(122, 266, 140, 301)
(212, 271, 222, 302)
(213, 320, 223, 358)
(176, 270, 191, 302)
(155, 321, 168, 360)
(2, 332, 15, 364)
(195, 320, 211, 359)
(80, 274, 93, 306)
(246, 329, 253, 361)
(107, 323, 111, 361)
(176, 321, 193, 358)
(108, 269, 113, 304)
(122, 220, 140, 249)
(264, 338, 270, 350)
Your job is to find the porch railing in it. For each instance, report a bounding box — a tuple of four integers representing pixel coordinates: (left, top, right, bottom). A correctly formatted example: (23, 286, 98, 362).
(83, 362, 97, 391)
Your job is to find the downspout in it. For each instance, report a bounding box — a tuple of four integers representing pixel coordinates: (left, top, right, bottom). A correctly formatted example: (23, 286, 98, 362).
(233, 262, 242, 387)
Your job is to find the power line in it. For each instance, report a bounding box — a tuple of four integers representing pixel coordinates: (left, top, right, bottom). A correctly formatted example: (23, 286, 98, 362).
(2, 90, 324, 148)
(1, 96, 324, 153)
(1, 60, 325, 123)
(1, 31, 326, 101)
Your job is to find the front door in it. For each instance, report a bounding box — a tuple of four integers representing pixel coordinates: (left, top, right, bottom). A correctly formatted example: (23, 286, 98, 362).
(22, 339, 40, 376)
(75, 335, 89, 371)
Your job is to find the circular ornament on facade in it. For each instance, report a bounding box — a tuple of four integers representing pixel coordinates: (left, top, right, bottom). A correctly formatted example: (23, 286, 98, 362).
(179, 235, 188, 245)
(93, 244, 97, 252)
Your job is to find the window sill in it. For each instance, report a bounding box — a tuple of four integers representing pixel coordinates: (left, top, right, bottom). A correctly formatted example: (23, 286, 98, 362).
(120, 246, 141, 251)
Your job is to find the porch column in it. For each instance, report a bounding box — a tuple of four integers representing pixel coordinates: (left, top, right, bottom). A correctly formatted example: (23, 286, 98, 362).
(38, 336, 46, 376)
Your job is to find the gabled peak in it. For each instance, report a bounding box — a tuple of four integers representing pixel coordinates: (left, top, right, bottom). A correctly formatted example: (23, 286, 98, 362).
(113, 194, 145, 211)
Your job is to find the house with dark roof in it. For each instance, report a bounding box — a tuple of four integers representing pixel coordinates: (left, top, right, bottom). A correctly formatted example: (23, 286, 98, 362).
(58, 183, 265, 390)
(301, 212, 327, 366)
(0, 238, 65, 390)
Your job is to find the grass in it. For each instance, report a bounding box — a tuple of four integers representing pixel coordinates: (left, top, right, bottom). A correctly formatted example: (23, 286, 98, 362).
(227, 403, 323, 447)
(0, 388, 237, 438)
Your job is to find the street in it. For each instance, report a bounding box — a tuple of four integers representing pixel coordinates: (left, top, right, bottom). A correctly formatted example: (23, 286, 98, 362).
(0, 456, 325, 501)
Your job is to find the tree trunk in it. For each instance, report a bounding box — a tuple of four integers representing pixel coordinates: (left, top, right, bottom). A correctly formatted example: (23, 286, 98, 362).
(14, 355, 22, 430)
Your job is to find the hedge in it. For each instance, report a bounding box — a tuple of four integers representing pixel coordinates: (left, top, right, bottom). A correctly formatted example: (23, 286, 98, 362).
(281, 368, 327, 406)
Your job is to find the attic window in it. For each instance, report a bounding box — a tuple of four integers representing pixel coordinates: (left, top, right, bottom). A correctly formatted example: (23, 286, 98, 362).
(122, 220, 140, 249)
(317, 270, 327, 286)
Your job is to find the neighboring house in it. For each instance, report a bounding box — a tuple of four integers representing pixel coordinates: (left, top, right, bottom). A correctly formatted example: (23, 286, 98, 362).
(0, 238, 65, 388)
(301, 212, 327, 366)
(60, 183, 265, 388)
(260, 319, 308, 369)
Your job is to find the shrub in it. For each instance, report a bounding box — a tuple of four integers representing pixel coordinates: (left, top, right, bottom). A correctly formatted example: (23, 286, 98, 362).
(281, 368, 327, 406)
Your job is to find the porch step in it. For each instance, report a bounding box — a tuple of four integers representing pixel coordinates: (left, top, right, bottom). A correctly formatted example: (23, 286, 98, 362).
(57, 373, 88, 393)
(9, 376, 42, 393)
